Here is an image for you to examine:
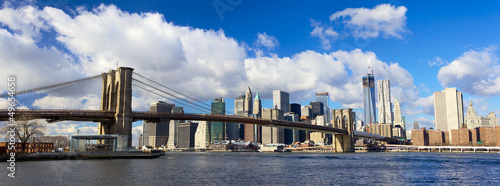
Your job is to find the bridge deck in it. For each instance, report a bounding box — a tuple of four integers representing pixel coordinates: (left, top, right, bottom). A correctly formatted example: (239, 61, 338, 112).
(0, 109, 400, 141)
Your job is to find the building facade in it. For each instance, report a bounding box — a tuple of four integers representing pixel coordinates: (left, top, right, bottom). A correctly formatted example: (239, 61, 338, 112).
(211, 98, 226, 142)
(194, 121, 210, 149)
(167, 106, 184, 149)
(261, 108, 284, 144)
(393, 98, 402, 127)
(363, 67, 376, 126)
(273, 90, 290, 113)
(310, 101, 324, 119)
(142, 101, 174, 148)
(433, 87, 464, 143)
(465, 99, 499, 128)
(377, 80, 392, 125)
(315, 92, 330, 123)
(177, 122, 198, 149)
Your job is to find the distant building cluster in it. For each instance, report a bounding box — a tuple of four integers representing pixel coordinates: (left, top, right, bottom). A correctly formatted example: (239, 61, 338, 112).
(362, 67, 407, 141)
(411, 87, 500, 146)
(137, 67, 500, 149)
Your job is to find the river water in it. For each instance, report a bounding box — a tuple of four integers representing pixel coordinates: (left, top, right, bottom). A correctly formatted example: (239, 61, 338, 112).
(2, 152, 500, 185)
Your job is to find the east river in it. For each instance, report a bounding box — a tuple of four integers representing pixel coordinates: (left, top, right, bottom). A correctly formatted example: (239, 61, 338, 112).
(2, 152, 500, 185)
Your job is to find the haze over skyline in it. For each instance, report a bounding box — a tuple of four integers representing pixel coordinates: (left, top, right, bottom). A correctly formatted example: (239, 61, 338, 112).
(1, 0, 500, 146)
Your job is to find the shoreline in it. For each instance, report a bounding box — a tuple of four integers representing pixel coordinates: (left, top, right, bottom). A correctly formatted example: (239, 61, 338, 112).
(1, 148, 498, 162)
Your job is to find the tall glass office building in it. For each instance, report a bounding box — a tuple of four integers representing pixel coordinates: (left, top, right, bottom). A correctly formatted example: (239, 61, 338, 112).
(211, 98, 226, 142)
(315, 92, 330, 122)
(363, 68, 376, 126)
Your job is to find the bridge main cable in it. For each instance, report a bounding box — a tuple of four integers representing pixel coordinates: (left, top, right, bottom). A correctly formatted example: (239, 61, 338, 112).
(132, 83, 211, 113)
(132, 72, 235, 115)
(0, 74, 103, 98)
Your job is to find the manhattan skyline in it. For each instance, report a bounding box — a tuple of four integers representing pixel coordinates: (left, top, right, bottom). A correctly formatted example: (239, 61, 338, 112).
(1, 0, 500, 146)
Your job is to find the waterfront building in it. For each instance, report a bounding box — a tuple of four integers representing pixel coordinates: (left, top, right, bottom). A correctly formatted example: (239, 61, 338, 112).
(142, 101, 174, 148)
(465, 99, 499, 128)
(315, 92, 331, 123)
(433, 87, 464, 143)
(289, 103, 305, 142)
(194, 121, 210, 149)
(393, 98, 402, 128)
(178, 122, 198, 149)
(0, 142, 54, 154)
(310, 101, 324, 119)
(261, 108, 284, 144)
(363, 67, 376, 126)
(284, 112, 300, 144)
(377, 80, 392, 125)
(273, 90, 290, 113)
(211, 98, 226, 142)
(167, 106, 184, 149)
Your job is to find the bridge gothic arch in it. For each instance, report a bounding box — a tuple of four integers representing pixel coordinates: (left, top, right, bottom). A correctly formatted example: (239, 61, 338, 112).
(332, 109, 355, 152)
(98, 67, 134, 147)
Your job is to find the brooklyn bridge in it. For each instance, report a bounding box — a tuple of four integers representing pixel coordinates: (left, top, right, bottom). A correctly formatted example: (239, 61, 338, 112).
(0, 67, 399, 152)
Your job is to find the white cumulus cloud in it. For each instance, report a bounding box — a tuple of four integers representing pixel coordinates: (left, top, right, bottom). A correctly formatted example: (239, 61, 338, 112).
(437, 46, 500, 96)
(256, 32, 278, 50)
(330, 4, 408, 39)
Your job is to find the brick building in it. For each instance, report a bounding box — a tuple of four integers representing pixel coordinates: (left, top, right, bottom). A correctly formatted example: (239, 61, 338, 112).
(0, 142, 54, 154)
(412, 126, 500, 146)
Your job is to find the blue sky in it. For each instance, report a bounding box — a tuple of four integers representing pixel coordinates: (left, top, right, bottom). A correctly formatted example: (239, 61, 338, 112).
(1, 0, 500, 146)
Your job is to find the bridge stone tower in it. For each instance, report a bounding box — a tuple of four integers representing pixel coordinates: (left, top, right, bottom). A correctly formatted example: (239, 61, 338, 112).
(332, 109, 355, 152)
(98, 67, 134, 147)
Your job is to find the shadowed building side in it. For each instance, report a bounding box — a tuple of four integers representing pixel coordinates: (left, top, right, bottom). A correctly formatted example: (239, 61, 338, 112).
(98, 67, 134, 147)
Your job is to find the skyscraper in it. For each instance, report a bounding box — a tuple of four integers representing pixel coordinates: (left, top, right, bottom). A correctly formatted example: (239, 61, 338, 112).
(244, 86, 253, 114)
(433, 87, 464, 143)
(393, 97, 402, 127)
(211, 98, 226, 142)
(413, 121, 419, 130)
(261, 108, 284, 144)
(253, 90, 262, 117)
(167, 106, 184, 149)
(315, 92, 330, 122)
(253, 91, 262, 143)
(243, 87, 254, 142)
(142, 101, 174, 148)
(363, 67, 376, 126)
(377, 80, 392, 125)
(310, 101, 324, 119)
(273, 90, 289, 113)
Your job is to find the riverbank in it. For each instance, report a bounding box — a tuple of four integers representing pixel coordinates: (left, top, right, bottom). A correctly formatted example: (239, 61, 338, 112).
(0, 151, 163, 162)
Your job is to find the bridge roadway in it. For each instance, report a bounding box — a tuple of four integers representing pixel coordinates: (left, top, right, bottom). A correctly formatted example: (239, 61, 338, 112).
(0, 109, 399, 141)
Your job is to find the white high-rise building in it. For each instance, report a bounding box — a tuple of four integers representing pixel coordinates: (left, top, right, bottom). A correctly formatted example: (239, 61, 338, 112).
(393, 98, 402, 127)
(377, 80, 392, 125)
(433, 87, 464, 143)
(194, 121, 210, 149)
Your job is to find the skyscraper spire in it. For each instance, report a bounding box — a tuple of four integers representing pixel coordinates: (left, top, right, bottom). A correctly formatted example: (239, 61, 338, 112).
(254, 90, 260, 101)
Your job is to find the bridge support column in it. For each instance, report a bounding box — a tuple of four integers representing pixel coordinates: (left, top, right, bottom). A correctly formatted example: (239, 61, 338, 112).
(98, 67, 134, 147)
(332, 109, 355, 153)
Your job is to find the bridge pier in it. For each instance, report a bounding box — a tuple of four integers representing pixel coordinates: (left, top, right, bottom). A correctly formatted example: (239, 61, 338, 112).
(332, 109, 355, 153)
(98, 67, 134, 147)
